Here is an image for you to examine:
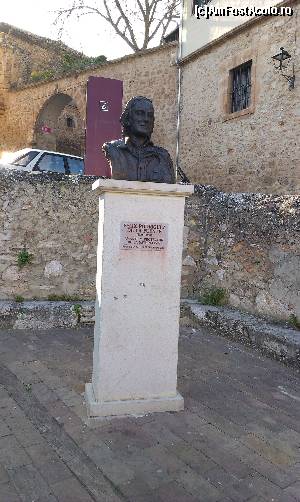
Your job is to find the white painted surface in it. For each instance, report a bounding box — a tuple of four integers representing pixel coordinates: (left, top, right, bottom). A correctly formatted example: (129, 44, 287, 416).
(181, 0, 280, 58)
(86, 179, 193, 418)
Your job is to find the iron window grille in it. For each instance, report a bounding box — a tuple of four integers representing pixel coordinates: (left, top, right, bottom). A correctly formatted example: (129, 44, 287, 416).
(230, 61, 252, 113)
(192, 0, 212, 15)
(66, 117, 75, 128)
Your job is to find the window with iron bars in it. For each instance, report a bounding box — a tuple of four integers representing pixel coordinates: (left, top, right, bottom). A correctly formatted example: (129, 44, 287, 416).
(66, 116, 75, 128)
(230, 61, 252, 113)
(192, 0, 212, 15)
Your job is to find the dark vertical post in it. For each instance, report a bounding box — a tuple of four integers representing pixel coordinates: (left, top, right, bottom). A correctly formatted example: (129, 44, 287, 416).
(84, 76, 123, 176)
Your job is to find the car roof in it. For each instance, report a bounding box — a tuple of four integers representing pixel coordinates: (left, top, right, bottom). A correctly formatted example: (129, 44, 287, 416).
(13, 148, 83, 160)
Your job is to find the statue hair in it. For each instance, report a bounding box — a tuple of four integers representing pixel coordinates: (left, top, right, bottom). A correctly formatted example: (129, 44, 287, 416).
(120, 96, 154, 138)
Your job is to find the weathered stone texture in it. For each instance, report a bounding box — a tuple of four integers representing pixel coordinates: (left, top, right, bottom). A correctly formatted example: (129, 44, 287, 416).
(1, 171, 299, 323)
(0, 169, 98, 300)
(56, 102, 85, 156)
(0, 42, 178, 164)
(179, 3, 300, 194)
(182, 186, 300, 321)
(0, 23, 88, 88)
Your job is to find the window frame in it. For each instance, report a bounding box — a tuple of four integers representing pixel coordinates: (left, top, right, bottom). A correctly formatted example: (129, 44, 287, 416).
(191, 0, 212, 15)
(33, 153, 68, 174)
(12, 151, 40, 167)
(66, 116, 75, 128)
(220, 51, 257, 122)
(66, 156, 84, 175)
(230, 60, 252, 114)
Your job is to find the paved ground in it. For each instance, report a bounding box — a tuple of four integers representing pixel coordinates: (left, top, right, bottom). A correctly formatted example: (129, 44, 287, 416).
(0, 325, 299, 502)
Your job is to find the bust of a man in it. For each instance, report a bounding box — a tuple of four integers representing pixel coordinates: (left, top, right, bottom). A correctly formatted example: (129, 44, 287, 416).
(102, 96, 175, 184)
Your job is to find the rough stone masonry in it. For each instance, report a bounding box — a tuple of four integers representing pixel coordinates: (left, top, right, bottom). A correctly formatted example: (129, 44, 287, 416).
(0, 170, 299, 322)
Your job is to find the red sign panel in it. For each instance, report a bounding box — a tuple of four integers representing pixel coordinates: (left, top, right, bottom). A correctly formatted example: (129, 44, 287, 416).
(85, 76, 123, 176)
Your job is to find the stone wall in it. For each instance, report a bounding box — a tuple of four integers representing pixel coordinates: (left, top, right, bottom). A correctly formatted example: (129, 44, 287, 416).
(0, 170, 98, 300)
(56, 102, 85, 156)
(179, 0, 300, 194)
(0, 23, 89, 88)
(1, 170, 299, 323)
(0, 42, 178, 164)
(182, 186, 300, 321)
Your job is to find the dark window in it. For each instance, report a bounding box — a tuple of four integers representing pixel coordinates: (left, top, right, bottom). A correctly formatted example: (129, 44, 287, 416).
(66, 157, 84, 175)
(192, 0, 212, 14)
(66, 117, 75, 128)
(35, 153, 66, 174)
(231, 61, 252, 113)
(12, 151, 39, 167)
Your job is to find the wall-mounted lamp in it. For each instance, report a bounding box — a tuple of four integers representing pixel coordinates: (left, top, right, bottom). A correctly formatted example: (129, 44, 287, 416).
(272, 47, 295, 90)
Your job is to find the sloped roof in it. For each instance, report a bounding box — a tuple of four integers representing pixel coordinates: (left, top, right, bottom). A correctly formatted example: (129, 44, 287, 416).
(163, 26, 179, 44)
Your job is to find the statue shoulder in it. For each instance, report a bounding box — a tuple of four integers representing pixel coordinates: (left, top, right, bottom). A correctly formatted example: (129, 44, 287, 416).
(154, 145, 176, 183)
(102, 139, 124, 159)
(155, 146, 173, 162)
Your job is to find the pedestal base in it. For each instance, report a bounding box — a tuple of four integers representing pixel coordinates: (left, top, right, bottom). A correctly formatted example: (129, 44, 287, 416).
(85, 383, 184, 418)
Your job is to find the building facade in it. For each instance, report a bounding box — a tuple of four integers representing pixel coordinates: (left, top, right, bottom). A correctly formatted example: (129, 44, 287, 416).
(1, 5, 299, 195)
(181, 0, 287, 58)
(178, 0, 300, 194)
(0, 25, 178, 161)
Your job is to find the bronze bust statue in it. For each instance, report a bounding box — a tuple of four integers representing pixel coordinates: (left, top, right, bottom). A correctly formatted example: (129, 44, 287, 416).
(102, 96, 175, 184)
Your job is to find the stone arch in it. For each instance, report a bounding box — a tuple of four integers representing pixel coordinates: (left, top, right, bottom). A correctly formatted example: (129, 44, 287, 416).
(33, 92, 84, 156)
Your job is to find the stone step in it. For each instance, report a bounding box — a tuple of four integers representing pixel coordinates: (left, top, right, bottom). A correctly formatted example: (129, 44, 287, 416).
(0, 300, 95, 330)
(183, 301, 300, 369)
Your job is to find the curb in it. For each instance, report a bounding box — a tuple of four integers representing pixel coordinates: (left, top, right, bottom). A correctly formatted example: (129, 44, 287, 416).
(0, 301, 95, 330)
(183, 301, 300, 370)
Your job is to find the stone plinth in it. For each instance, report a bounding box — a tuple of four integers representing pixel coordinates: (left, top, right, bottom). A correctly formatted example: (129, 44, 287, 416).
(85, 179, 194, 418)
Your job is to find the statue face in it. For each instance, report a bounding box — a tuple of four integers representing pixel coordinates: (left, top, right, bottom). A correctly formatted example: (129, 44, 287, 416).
(129, 100, 154, 138)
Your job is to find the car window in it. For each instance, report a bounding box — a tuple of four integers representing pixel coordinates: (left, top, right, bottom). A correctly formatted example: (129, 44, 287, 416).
(66, 157, 84, 175)
(35, 154, 66, 174)
(13, 151, 39, 167)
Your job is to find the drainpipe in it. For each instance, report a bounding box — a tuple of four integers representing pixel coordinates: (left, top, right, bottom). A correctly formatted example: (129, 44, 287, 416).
(175, 1, 190, 183)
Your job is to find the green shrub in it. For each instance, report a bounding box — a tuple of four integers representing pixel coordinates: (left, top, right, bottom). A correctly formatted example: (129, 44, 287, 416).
(30, 69, 54, 81)
(200, 288, 228, 306)
(288, 314, 300, 330)
(61, 53, 107, 73)
(72, 304, 82, 323)
(17, 248, 33, 268)
(14, 295, 24, 303)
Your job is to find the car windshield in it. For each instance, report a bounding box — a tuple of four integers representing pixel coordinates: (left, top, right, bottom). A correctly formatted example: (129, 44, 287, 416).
(13, 151, 40, 167)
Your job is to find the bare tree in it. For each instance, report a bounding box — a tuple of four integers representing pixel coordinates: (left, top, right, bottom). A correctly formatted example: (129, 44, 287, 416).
(54, 0, 180, 53)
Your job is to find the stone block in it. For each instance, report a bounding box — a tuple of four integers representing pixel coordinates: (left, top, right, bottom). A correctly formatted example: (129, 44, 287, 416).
(86, 180, 193, 418)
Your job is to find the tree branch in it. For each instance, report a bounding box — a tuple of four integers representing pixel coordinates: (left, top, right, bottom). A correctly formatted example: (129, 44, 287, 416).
(53, 0, 180, 53)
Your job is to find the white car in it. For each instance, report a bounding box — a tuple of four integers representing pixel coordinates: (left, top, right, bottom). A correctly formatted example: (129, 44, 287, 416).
(1, 148, 84, 175)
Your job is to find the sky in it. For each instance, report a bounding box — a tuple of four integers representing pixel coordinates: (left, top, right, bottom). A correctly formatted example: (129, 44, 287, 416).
(2, 0, 133, 60)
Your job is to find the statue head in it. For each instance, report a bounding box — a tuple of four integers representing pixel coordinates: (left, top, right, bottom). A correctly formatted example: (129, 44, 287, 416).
(120, 96, 154, 140)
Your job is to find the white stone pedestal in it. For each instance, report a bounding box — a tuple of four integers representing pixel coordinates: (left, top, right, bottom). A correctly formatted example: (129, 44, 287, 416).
(85, 179, 194, 418)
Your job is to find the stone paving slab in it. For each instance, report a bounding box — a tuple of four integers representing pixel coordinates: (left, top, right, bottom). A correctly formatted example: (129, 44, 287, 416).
(0, 325, 299, 501)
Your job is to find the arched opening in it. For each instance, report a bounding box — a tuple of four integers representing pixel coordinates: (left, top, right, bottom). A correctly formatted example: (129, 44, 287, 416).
(33, 93, 84, 156)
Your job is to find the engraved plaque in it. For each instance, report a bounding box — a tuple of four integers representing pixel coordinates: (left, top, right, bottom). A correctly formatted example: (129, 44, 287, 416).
(120, 222, 168, 251)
